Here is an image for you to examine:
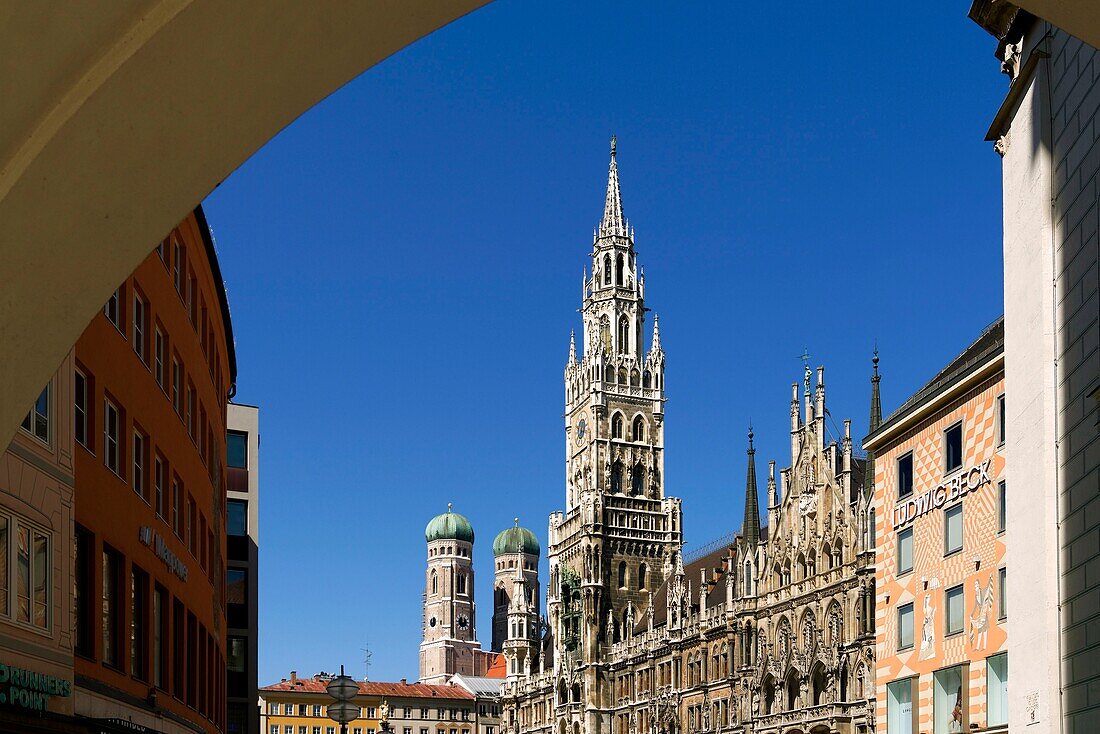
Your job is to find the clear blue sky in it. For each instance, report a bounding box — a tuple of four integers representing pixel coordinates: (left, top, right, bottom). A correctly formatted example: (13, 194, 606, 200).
(202, 2, 1006, 685)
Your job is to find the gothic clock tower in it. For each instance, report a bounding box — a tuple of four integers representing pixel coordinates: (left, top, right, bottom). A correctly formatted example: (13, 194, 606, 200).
(548, 140, 683, 726)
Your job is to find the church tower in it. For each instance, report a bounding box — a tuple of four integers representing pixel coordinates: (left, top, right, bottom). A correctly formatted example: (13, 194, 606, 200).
(419, 504, 480, 684)
(492, 520, 541, 653)
(549, 139, 683, 726)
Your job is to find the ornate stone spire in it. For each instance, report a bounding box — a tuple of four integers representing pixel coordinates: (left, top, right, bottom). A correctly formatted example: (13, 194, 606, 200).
(651, 314, 662, 354)
(568, 330, 577, 364)
(598, 135, 628, 239)
(742, 426, 761, 547)
(865, 349, 882, 499)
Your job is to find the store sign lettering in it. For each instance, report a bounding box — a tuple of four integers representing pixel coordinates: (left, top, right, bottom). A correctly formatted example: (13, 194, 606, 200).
(0, 662, 71, 711)
(138, 526, 189, 581)
(892, 459, 993, 530)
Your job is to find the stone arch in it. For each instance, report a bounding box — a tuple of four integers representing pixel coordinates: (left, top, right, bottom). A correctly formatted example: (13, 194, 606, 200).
(631, 413, 646, 442)
(631, 462, 645, 495)
(629, 368, 640, 386)
(571, 682, 582, 703)
(810, 661, 827, 705)
(557, 680, 567, 705)
(821, 541, 832, 570)
(611, 411, 624, 439)
(605, 364, 616, 383)
(611, 460, 624, 493)
(762, 674, 777, 715)
(784, 667, 800, 711)
(618, 366, 628, 383)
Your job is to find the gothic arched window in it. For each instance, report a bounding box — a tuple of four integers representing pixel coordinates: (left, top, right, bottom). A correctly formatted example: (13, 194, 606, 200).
(605, 365, 616, 383)
(618, 561, 627, 588)
(457, 573, 467, 595)
(618, 317, 629, 353)
(643, 370, 651, 388)
(638, 563, 647, 590)
(618, 367, 628, 383)
(431, 570, 438, 595)
(632, 462, 644, 495)
(604, 255, 612, 285)
(611, 461, 623, 493)
(632, 415, 645, 442)
(616, 254, 625, 285)
(630, 369, 640, 387)
(611, 413, 624, 439)
(743, 561, 753, 596)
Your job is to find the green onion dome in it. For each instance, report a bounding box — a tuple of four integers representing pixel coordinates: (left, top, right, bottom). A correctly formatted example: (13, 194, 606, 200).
(425, 503, 475, 544)
(492, 521, 540, 557)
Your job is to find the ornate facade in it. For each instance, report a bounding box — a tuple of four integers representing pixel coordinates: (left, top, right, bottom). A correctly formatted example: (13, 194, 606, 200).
(496, 142, 878, 734)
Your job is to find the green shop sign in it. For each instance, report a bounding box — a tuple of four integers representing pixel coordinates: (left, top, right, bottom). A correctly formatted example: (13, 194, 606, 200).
(0, 662, 71, 711)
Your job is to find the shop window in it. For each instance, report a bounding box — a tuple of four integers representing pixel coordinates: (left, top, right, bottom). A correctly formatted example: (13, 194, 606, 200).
(886, 678, 915, 734)
(898, 527, 914, 574)
(74, 525, 94, 656)
(102, 547, 122, 668)
(944, 584, 964, 636)
(932, 664, 967, 733)
(154, 584, 167, 688)
(897, 452, 913, 498)
(987, 653, 1008, 727)
(944, 422, 963, 473)
(131, 566, 149, 680)
(944, 504, 963, 555)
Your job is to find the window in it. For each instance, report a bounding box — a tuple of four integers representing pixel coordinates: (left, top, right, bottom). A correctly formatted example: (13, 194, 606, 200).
(154, 584, 167, 687)
(998, 567, 1007, 619)
(638, 563, 647, 590)
(897, 527, 914, 574)
(611, 413, 623, 440)
(171, 358, 182, 413)
(4, 517, 51, 631)
(611, 461, 623, 493)
(21, 385, 50, 444)
(944, 504, 963, 555)
(932, 664, 966, 733)
(987, 653, 1008, 727)
(997, 394, 1006, 446)
(74, 525, 94, 656)
(944, 422, 963, 473)
(173, 242, 184, 293)
(997, 480, 1006, 534)
(133, 430, 147, 500)
(105, 288, 121, 329)
(155, 329, 166, 388)
(186, 383, 195, 438)
(75, 370, 89, 448)
(187, 495, 196, 555)
(132, 566, 149, 680)
(897, 452, 913, 498)
(104, 399, 121, 475)
(171, 478, 182, 537)
(227, 636, 247, 673)
(897, 602, 914, 650)
(886, 678, 914, 734)
(133, 292, 147, 361)
(228, 430, 248, 469)
(632, 462, 644, 495)
(618, 562, 627, 588)
(457, 573, 467, 595)
(154, 456, 166, 519)
(944, 584, 964, 636)
(227, 500, 247, 536)
(102, 548, 121, 667)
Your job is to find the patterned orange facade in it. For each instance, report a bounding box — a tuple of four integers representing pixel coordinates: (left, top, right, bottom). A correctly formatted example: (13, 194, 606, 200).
(866, 320, 1007, 734)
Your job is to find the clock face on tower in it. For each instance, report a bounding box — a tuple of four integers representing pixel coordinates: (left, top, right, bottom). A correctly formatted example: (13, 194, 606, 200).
(575, 417, 587, 444)
(429, 616, 437, 628)
(457, 615, 470, 633)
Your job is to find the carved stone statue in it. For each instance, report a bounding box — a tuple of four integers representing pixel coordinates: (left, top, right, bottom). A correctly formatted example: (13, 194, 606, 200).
(379, 700, 390, 724)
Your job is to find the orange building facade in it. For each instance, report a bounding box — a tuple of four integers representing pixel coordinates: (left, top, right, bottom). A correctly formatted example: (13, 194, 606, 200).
(72, 206, 236, 734)
(866, 319, 1007, 734)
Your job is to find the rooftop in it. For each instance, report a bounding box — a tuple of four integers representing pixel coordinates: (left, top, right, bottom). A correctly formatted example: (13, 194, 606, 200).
(261, 675, 474, 700)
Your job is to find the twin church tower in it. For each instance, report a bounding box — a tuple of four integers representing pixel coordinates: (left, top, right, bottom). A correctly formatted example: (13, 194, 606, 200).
(419, 138, 681, 684)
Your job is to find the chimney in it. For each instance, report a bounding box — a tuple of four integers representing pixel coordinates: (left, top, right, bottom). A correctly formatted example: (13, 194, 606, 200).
(400, 678, 407, 685)
(290, 671, 297, 684)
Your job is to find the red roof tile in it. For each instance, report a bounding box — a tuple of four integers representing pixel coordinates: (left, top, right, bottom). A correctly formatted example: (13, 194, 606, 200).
(261, 677, 474, 700)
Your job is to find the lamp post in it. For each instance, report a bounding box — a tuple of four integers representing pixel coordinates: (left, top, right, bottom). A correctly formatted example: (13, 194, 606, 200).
(326, 665, 360, 734)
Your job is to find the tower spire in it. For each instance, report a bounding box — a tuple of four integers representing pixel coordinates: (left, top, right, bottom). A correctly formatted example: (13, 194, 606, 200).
(742, 425, 761, 547)
(568, 330, 577, 364)
(599, 135, 627, 239)
(865, 348, 883, 499)
(651, 314, 662, 353)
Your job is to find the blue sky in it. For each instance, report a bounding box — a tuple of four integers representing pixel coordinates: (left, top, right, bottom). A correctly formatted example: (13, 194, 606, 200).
(202, 2, 1007, 684)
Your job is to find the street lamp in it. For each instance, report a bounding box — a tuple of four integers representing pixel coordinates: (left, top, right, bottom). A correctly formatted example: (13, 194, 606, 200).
(326, 665, 360, 734)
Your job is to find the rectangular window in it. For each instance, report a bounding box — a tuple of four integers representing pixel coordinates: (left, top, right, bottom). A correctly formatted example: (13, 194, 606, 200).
(102, 548, 121, 667)
(104, 398, 121, 475)
(897, 452, 913, 498)
(155, 329, 166, 388)
(154, 584, 167, 688)
(998, 567, 1007, 619)
(186, 383, 195, 438)
(227, 430, 248, 469)
(227, 500, 247, 536)
(105, 288, 121, 329)
(897, 602, 914, 650)
(173, 243, 184, 294)
(21, 385, 50, 444)
(14, 523, 50, 630)
(898, 527, 914, 574)
(173, 599, 184, 698)
(944, 421, 963, 473)
(944, 504, 963, 555)
(172, 478, 182, 537)
(131, 566, 149, 680)
(932, 664, 966, 733)
(171, 359, 182, 414)
(154, 455, 166, 519)
(886, 678, 914, 734)
(133, 292, 147, 361)
(74, 525, 94, 656)
(944, 584, 964, 636)
(75, 370, 89, 447)
(188, 274, 197, 323)
(133, 429, 147, 500)
(272, 727, 279, 734)
(998, 480, 1006, 534)
(228, 635, 246, 672)
(997, 394, 1006, 446)
(987, 653, 1008, 727)
(187, 495, 196, 555)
